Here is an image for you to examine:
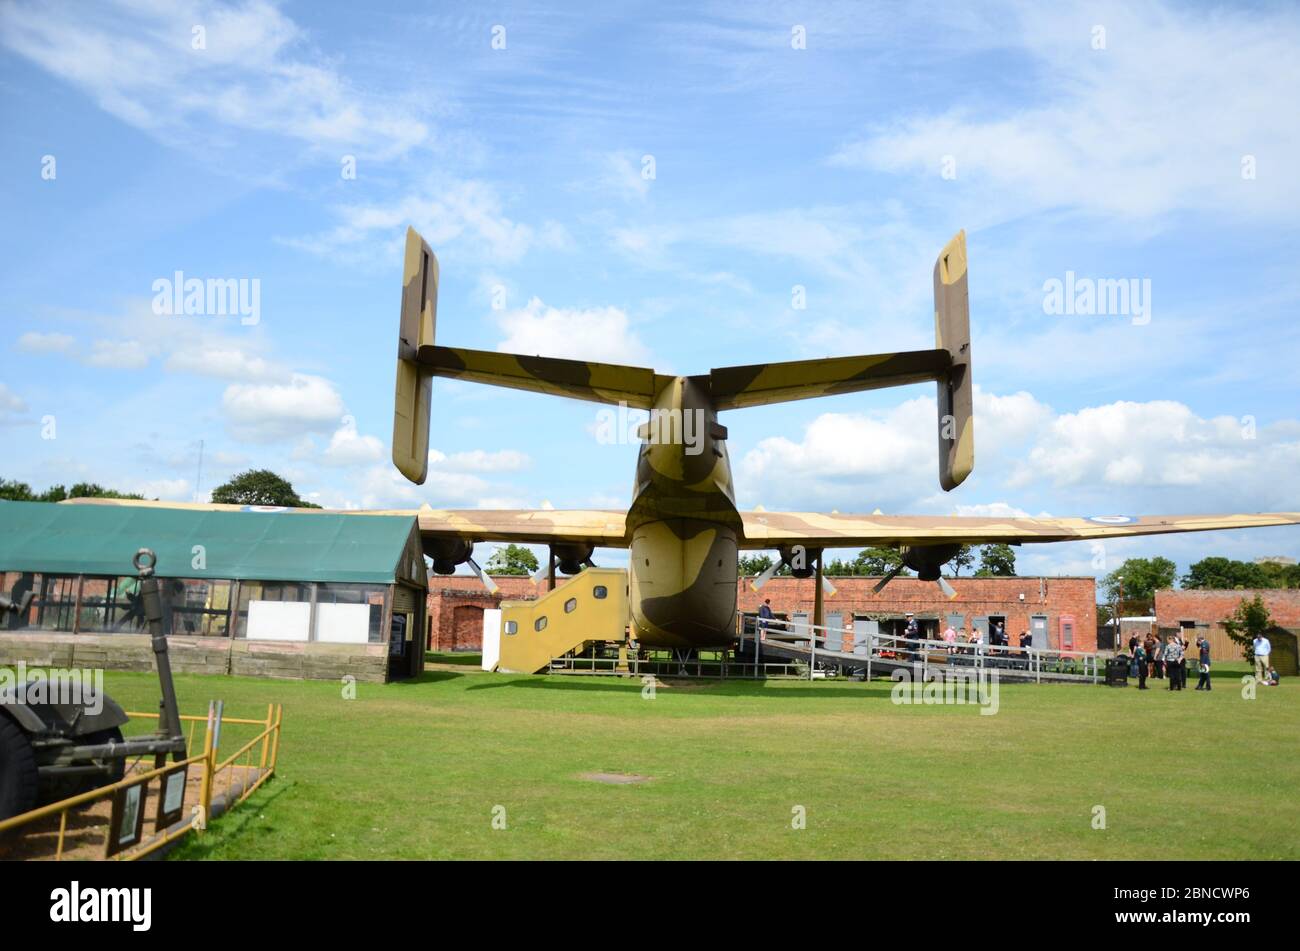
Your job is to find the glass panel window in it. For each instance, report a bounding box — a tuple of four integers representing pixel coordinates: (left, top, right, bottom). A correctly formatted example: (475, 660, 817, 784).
(592, 586, 608, 600)
(165, 579, 233, 637)
(564, 598, 577, 614)
(235, 581, 311, 640)
(504, 620, 518, 635)
(0, 572, 74, 632)
(314, 583, 386, 644)
(78, 576, 149, 634)
(535, 616, 548, 632)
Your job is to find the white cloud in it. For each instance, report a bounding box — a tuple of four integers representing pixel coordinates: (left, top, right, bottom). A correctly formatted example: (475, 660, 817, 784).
(320, 418, 384, 467)
(132, 477, 192, 501)
(432, 448, 531, 473)
(17, 331, 75, 355)
(740, 387, 1300, 516)
(284, 180, 568, 266)
(831, 2, 1300, 223)
(0, 383, 28, 424)
(0, 0, 430, 161)
(497, 297, 651, 365)
(221, 373, 344, 442)
(165, 346, 284, 382)
(1009, 401, 1298, 497)
(84, 339, 154, 369)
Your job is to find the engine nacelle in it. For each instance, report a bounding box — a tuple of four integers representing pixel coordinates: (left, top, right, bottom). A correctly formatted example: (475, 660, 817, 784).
(900, 544, 963, 581)
(779, 545, 821, 579)
(424, 538, 473, 575)
(551, 542, 595, 576)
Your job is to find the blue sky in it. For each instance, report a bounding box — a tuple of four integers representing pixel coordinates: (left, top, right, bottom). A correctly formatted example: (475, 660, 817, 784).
(1, 0, 1298, 581)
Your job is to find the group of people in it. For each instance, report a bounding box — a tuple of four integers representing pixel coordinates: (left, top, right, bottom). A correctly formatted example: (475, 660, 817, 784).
(934, 617, 1033, 658)
(1125, 631, 1281, 692)
(1127, 632, 1201, 691)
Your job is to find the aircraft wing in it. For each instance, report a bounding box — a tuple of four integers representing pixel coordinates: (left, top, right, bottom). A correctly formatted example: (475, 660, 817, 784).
(738, 511, 1300, 549)
(416, 509, 630, 547)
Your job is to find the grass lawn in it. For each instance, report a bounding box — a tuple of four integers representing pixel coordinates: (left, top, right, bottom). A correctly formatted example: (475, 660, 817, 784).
(93, 660, 1298, 860)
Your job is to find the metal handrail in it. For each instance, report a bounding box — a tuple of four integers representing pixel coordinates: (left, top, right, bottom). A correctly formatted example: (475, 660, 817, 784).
(756, 616, 1101, 682)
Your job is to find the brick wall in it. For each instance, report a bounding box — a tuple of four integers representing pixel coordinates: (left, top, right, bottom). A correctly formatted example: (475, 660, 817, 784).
(426, 573, 1097, 652)
(1155, 589, 1300, 671)
(426, 575, 572, 651)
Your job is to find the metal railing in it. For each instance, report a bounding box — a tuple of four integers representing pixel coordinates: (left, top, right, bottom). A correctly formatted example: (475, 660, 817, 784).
(0, 702, 283, 860)
(754, 616, 1101, 683)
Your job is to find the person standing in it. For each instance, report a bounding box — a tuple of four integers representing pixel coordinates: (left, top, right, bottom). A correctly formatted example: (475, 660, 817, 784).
(1163, 635, 1185, 691)
(1253, 633, 1272, 683)
(904, 612, 920, 662)
(942, 622, 958, 655)
(1195, 635, 1212, 691)
(1134, 640, 1148, 690)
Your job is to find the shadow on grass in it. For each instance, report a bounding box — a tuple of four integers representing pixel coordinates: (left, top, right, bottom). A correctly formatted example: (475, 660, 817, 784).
(389, 670, 465, 687)
(424, 652, 483, 667)
(167, 782, 293, 860)
(465, 676, 897, 699)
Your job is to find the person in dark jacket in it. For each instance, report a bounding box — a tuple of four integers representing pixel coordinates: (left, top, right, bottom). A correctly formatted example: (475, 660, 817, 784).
(1194, 635, 1211, 690)
(1133, 642, 1148, 689)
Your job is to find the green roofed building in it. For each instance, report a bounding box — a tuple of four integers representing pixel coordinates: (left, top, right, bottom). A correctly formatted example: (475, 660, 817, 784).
(0, 500, 428, 682)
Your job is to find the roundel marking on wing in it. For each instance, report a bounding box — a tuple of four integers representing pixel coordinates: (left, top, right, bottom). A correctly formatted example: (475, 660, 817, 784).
(1086, 515, 1137, 525)
(241, 505, 290, 513)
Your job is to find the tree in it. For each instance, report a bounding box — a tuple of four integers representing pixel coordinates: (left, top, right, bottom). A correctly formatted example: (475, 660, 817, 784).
(854, 546, 910, 577)
(950, 544, 975, 577)
(1221, 594, 1273, 663)
(1101, 557, 1176, 614)
(0, 478, 143, 502)
(1181, 557, 1270, 591)
(738, 553, 774, 577)
(976, 543, 1016, 577)
(210, 469, 320, 508)
(485, 544, 539, 576)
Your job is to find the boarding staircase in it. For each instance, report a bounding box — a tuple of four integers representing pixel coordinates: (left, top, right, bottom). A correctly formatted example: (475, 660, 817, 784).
(491, 568, 629, 674)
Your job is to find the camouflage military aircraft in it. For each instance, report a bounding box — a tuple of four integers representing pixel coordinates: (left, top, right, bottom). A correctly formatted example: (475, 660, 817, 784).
(393, 227, 1300, 648)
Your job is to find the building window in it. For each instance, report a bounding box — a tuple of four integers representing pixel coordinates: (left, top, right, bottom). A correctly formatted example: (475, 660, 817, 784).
(593, 586, 608, 600)
(78, 575, 149, 634)
(564, 598, 578, 613)
(535, 616, 548, 632)
(314, 583, 386, 644)
(235, 581, 312, 641)
(165, 578, 233, 637)
(1, 572, 75, 633)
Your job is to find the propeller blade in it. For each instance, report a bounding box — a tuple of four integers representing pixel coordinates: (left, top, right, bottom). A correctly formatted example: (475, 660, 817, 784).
(936, 576, 957, 600)
(582, 557, 597, 569)
(820, 573, 837, 596)
(750, 558, 784, 592)
(466, 556, 500, 595)
(872, 564, 904, 594)
(530, 547, 553, 585)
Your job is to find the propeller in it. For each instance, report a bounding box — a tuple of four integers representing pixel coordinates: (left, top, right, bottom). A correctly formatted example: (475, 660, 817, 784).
(936, 576, 957, 600)
(465, 554, 499, 595)
(872, 563, 906, 594)
(750, 557, 784, 591)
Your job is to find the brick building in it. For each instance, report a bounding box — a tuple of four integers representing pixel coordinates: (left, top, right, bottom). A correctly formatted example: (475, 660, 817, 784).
(428, 572, 1097, 653)
(1154, 588, 1300, 673)
(426, 575, 573, 651)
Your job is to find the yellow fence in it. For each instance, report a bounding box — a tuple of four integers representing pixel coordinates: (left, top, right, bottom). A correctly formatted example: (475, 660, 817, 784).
(0, 703, 283, 860)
